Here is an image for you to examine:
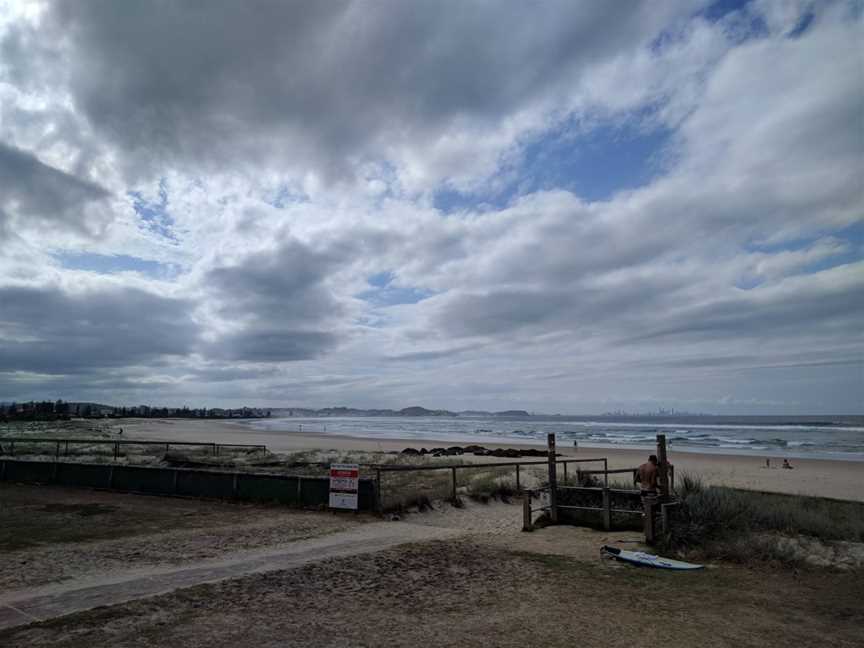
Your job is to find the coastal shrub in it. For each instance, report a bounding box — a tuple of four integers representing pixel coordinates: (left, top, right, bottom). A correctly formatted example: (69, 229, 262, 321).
(466, 472, 518, 503)
(665, 472, 864, 565)
(607, 478, 637, 491)
(559, 470, 601, 488)
(379, 466, 455, 512)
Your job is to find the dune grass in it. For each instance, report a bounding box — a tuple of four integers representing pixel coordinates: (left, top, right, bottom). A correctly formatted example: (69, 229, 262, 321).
(465, 469, 518, 503)
(663, 473, 864, 566)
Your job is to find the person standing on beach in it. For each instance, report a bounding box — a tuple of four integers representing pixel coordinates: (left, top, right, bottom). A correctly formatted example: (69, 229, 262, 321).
(635, 455, 659, 496)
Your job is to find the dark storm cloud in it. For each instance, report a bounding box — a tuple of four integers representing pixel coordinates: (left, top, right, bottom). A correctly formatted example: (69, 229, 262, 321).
(0, 142, 110, 233)
(0, 284, 199, 374)
(205, 239, 342, 325)
(42, 0, 690, 179)
(202, 238, 345, 361)
(211, 330, 339, 362)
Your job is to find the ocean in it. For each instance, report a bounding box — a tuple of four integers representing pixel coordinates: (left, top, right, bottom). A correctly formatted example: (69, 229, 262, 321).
(245, 414, 864, 461)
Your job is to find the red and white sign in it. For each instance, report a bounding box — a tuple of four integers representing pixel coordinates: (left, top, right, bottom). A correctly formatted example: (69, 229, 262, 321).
(329, 463, 359, 509)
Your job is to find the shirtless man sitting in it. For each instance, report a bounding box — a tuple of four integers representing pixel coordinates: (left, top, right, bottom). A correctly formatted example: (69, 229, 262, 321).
(635, 454, 660, 497)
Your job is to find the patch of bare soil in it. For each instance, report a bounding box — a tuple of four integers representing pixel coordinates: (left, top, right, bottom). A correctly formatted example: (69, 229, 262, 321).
(0, 483, 363, 590)
(3, 538, 862, 648)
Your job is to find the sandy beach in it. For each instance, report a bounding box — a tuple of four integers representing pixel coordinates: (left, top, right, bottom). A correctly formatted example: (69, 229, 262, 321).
(115, 418, 864, 502)
(3, 419, 863, 646)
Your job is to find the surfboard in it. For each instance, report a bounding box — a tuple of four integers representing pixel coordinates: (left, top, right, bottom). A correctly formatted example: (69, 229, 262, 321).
(601, 545, 703, 570)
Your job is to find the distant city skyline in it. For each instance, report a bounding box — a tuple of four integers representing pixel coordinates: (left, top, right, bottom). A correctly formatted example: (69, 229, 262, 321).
(1, 1, 861, 414)
(3, 398, 861, 419)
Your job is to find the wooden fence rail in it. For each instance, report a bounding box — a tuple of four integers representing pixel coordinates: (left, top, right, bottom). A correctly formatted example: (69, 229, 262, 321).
(0, 437, 267, 458)
(524, 478, 642, 531)
(368, 457, 609, 513)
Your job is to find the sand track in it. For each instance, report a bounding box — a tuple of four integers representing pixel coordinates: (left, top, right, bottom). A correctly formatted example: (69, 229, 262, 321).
(0, 486, 639, 634)
(0, 520, 463, 631)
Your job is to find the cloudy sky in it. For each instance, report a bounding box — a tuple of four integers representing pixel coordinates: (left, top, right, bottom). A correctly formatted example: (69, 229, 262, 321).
(0, 0, 861, 414)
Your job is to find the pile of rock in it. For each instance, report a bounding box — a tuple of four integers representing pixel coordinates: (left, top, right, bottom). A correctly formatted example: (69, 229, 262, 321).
(400, 445, 553, 458)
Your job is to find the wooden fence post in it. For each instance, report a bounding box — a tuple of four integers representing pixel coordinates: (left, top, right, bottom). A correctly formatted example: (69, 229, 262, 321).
(656, 434, 670, 498)
(522, 493, 533, 532)
(660, 501, 679, 538)
(644, 498, 656, 544)
(547, 433, 558, 523)
(515, 464, 521, 492)
(451, 466, 457, 502)
(376, 468, 383, 513)
(602, 487, 611, 531)
(563, 461, 568, 484)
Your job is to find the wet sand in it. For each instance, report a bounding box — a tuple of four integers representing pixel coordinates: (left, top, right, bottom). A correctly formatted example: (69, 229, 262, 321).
(109, 418, 864, 501)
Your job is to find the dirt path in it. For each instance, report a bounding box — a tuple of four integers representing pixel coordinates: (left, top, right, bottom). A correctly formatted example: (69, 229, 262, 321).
(0, 490, 639, 634)
(0, 520, 462, 631)
(0, 497, 634, 631)
(5, 497, 860, 647)
(0, 483, 363, 591)
(4, 536, 862, 648)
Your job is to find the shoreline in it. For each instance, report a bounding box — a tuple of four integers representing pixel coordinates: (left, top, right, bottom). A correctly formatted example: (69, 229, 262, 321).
(111, 418, 864, 501)
(240, 417, 864, 462)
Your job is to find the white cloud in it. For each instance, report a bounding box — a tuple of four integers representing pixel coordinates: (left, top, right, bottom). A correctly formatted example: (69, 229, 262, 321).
(0, 0, 861, 413)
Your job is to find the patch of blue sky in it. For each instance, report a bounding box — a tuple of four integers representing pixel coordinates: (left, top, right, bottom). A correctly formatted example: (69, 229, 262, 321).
(648, 0, 765, 55)
(699, 0, 824, 42)
(786, 9, 815, 38)
(357, 272, 433, 306)
(517, 118, 674, 202)
(433, 187, 511, 214)
(692, 0, 772, 46)
(54, 252, 180, 279)
(434, 115, 674, 214)
(700, 0, 754, 23)
(129, 178, 178, 243)
(367, 271, 394, 288)
(802, 223, 864, 274)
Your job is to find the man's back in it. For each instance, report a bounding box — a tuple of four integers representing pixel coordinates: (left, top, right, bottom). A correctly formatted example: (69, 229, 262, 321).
(636, 461, 658, 492)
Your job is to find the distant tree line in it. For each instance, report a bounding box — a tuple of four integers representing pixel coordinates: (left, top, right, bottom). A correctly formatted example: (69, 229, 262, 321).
(0, 400, 272, 422)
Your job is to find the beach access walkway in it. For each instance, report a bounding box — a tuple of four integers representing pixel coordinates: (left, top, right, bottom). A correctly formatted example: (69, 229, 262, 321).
(0, 521, 462, 631)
